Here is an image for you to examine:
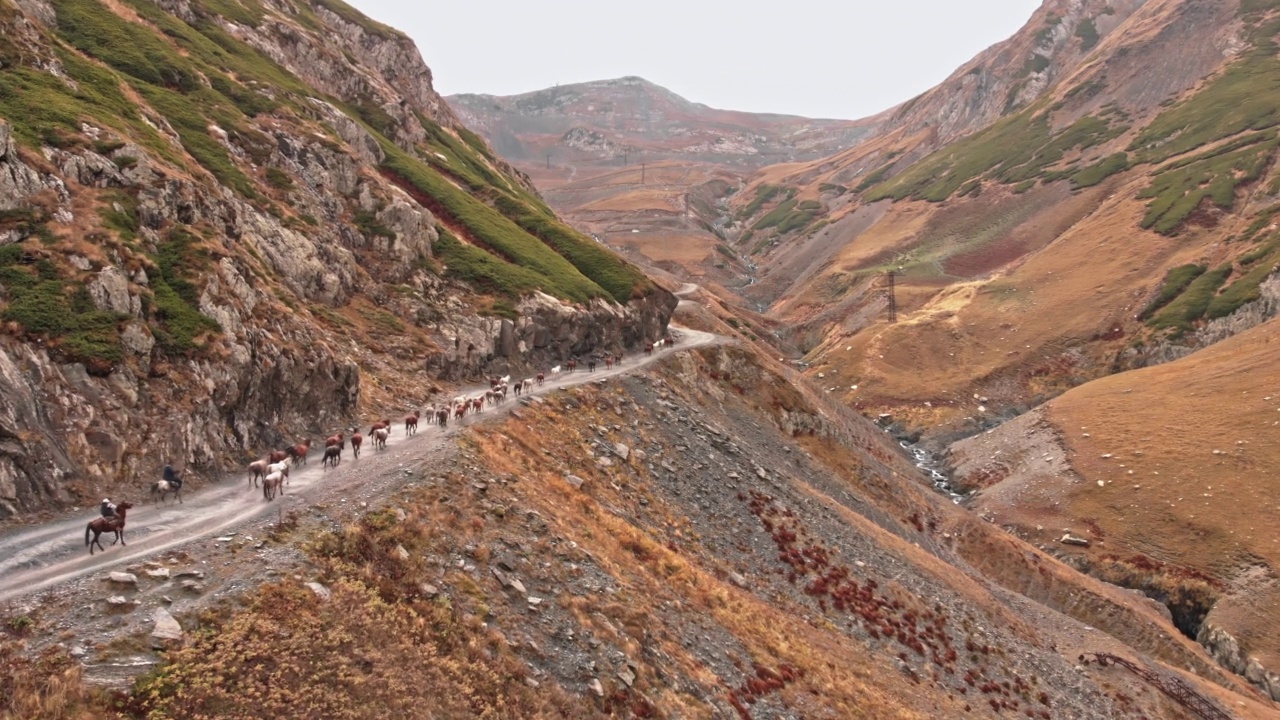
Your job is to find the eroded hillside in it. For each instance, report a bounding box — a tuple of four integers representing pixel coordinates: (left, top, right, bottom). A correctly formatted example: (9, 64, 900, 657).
(0, 0, 672, 517)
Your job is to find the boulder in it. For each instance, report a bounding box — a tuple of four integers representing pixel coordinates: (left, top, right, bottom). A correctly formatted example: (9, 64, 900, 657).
(306, 582, 331, 601)
(1060, 534, 1091, 547)
(109, 572, 137, 585)
(150, 607, 183, 646)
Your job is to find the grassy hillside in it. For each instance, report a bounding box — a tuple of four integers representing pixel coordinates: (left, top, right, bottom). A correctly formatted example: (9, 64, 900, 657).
(0, 0, 653, 308)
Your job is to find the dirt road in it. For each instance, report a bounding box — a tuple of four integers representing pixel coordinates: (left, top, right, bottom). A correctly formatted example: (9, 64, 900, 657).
(0, 326, 721, 603)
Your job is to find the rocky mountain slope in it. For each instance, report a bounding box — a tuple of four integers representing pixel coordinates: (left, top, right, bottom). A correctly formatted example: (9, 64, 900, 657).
(0, 0, 672, 517)
(448, 78, 882, 285)
(5, 306, 1275, 717)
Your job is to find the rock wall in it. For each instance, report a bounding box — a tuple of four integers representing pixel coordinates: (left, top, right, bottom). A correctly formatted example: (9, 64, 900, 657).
(1198, 623, 1280, 701)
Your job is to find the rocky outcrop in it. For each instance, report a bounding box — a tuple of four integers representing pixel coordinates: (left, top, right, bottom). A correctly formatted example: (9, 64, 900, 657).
(1123, 272, 1280, 370)
(424, 288, 676, 379)
(1198, 623, 1280, 701)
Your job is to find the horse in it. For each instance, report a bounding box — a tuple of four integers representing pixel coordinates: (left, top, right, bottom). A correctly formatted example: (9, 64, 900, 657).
(350, 431, 363, 458)
(373, 427, 389, 450)
(322, 445, 341, 469)
(248, 459, 268, 488)
(151, 476, 183, 505)
(513, 380, 524, 397)
(85, 502, 133, 555)
(605, 356, 614, 370)
(423, 405, 436, 425)
(537, 372, 545, 386)
(286, 439, 311, 466)
(470, 396, 485, 414)
(588, 358, 597, 372)
(436, 408, 449, 427)
(645, 342, 654, 355)
(267, 461, 290, 486)
(268, 449, 288, 464)
(263, 471, 285, 501)
(325, 432, 345, 450)
(550, 366, 560, 379)
(567, 359, 577, 373)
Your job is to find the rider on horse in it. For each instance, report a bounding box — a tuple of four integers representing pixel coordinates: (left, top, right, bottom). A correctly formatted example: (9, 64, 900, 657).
(163, 464, 182, 487)
(101, 498, 117, 519)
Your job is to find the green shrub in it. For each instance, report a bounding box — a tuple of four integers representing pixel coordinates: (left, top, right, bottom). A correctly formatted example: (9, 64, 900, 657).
(1140, 264, 1206, 320)
(265, 167, 295, 190)
(378, 143, 606, 302)
(432, 227, 546, 299)
(150, 278, 219, 353)
(354, 210, 396, 239)
(194, 0, 266, 27)
(1076, 18, 1099, 51)
(753, 198, 798, 230)
(1207, 262, 1275, 318)
(1070, 152, 1130, 187)
(738, 184, 784, 218)
(854, 164, 893, 193)
(1150, 264, 1231, 332)
(1137, 134, 1277, 234)
(493, 195, 652, 302)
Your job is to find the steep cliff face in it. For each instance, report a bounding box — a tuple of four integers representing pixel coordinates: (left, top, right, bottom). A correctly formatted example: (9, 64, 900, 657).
(0, 0, 672, 516)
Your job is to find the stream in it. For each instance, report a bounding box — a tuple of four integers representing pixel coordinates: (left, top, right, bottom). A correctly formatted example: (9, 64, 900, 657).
(896, 437, 967, 504)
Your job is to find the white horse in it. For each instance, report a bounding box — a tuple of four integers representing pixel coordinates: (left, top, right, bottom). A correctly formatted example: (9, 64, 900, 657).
(263, 471, 285, 500)
(267, 461, 290, 485)
(372, 427, 389, 450)
(551, 365, 562, 378)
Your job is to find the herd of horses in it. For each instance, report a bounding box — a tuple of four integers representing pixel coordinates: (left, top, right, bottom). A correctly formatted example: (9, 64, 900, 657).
(83, 336, 677, 554)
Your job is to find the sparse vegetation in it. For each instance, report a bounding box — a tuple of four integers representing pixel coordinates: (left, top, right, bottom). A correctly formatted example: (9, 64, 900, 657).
(1130, 12, 1280, 163)
(738, 184, 785, 219)
(867, 110, 1126, 202)
(1137, 132, 1277, 234)
(1070, 152, 1130, 188)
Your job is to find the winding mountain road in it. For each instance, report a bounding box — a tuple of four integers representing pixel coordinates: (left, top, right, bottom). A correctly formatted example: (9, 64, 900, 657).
(0, 325, 721, 603)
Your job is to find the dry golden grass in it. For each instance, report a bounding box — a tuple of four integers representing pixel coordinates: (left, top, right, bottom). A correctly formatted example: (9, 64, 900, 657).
(613, 233, 715, 264)
(1031, 316, 1280, 666)
(0, 638, 106, 720)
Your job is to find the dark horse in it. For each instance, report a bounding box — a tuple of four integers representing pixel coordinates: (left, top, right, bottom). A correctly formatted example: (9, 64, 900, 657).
(85, 501, 134, 555)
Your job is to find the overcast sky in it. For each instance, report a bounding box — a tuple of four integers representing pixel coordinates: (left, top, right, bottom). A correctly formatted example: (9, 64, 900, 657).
(346, 0, 1042, 120)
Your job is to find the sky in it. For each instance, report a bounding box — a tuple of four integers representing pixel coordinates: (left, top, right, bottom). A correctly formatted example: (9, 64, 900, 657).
(346, 0, 1042, 121)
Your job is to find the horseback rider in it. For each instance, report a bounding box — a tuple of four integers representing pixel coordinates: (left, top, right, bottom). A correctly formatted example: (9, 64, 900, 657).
(100, 498, 117, 520)
(162, 464, 182, 487)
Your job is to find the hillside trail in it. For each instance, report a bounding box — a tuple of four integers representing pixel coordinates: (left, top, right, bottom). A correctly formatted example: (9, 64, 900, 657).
(0, 324, 722, 604)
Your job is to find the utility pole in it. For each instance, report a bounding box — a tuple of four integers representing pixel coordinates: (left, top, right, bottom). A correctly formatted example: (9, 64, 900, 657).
(546, 152, 552, 169)
(885, 270, 897, 323)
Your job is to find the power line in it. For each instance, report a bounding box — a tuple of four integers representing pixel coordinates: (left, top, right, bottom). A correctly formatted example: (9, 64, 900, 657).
(885, 270, 897, 323)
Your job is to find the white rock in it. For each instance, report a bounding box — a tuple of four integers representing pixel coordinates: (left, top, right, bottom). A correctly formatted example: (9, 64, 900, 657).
(109, 572, 137, 585)
(151, 607, 183, 644)
(306, 582, 331, 601)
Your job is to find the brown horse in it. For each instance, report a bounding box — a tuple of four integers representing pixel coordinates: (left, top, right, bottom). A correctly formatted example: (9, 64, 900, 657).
(85, 502, 134, 555)
(405, 413, 418, 435)
(436, 408, 449, 427)
(350, 431, 363, 458)
(567, 359, 577, 373)
(286, 439, 312, 466)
